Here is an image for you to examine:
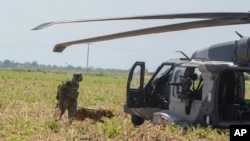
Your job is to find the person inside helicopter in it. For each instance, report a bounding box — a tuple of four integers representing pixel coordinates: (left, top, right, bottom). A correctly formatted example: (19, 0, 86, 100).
(181, 68, 203, 115)
(181, 73, 198, 94)
(181, 69, 203, 101)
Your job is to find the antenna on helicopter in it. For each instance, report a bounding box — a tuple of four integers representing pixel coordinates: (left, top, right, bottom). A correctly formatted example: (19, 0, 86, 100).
(176, 51, 191, 61)
(235, 31, 244, 38)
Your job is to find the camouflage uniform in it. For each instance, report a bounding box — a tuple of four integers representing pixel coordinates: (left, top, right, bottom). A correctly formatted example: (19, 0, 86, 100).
(56, 73, 83, 122)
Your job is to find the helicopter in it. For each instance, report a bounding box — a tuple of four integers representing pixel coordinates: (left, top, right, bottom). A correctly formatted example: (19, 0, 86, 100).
(33, 12, 250, 128)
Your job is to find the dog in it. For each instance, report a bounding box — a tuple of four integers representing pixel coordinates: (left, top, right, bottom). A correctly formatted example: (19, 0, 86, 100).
(75, 107, 114, 123)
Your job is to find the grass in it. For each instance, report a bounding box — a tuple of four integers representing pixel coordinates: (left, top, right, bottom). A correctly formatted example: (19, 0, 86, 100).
(0, 69, 241, 140)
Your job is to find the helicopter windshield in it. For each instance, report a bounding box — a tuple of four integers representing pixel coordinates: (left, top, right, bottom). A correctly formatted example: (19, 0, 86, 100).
(152, 64, 173, 82)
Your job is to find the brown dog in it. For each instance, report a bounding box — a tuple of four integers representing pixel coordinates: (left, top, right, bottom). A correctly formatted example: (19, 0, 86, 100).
(75, 108, 114, 123)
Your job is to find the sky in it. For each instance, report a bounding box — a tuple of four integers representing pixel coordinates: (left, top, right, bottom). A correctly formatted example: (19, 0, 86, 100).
(1, 0, 250, 72)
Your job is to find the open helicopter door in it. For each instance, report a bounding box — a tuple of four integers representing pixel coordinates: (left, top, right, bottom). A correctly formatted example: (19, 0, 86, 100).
(126, 62, 145, 108)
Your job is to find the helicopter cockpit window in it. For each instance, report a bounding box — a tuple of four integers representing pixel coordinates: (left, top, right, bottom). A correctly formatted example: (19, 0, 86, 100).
(148, 64, 174, 95)
(152, 65, 173, 82)
(144, 64, 174, 109)
(130, 66, 141, 89)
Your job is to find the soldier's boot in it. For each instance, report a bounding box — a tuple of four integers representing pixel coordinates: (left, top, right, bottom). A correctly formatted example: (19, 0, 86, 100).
(68, 117, 74, 125)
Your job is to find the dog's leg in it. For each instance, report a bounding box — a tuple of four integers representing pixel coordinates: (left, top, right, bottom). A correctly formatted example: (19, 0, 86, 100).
(75, 112, 86, 121)
(80, 117, 86, 121)
(91, 119, 98, 124)
(98, 119, 104, 123)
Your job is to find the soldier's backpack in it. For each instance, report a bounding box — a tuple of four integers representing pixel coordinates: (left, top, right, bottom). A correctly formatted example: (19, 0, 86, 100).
(56, 80, 79, 100)
(56, 81, 68, 100)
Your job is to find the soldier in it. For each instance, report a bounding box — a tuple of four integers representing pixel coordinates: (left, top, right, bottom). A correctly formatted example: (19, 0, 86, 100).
(55, 73, 83, 123)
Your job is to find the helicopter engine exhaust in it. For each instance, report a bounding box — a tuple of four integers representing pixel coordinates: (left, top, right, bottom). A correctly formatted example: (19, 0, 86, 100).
(235, 37, 250, 66)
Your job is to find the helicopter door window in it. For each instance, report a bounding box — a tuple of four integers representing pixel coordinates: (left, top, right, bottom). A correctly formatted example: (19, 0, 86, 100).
(244, 72, 250, 99)
(172, 66, 186, 98)
(184, 67, 203, 100)
(130, 66, 141, 89)
(171, 67, 203, 100)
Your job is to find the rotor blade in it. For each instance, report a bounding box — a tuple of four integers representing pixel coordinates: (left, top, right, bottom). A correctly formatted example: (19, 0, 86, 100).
(32, 12, 250, 30)
(54, 19, 249, 52)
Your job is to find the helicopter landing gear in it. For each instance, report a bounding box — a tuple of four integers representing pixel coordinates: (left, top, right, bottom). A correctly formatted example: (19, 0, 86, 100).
(131, 115, 145, 126)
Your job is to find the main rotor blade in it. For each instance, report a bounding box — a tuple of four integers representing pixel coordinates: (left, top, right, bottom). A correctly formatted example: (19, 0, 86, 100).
(32, 12, 250, 30)
(54, 19, 249, 52)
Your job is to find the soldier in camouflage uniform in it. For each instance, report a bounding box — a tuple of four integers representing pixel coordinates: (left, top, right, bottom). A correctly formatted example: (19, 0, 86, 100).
(56, 73, 83, 123)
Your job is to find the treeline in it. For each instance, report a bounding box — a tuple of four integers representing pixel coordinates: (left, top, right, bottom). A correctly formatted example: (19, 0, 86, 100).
(0, 59, 134, 73)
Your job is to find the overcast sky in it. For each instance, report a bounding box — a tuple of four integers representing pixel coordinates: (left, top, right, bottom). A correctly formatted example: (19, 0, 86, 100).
(1, 0, 250, 71)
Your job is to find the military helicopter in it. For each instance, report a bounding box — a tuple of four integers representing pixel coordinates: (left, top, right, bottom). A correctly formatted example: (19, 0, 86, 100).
(33, 12, 250, 128)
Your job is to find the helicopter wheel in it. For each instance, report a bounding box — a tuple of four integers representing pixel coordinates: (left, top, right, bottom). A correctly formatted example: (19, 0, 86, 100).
(131, 115, 145, 126)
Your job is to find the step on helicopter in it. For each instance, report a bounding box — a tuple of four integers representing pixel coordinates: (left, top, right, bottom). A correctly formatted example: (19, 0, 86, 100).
(33, 12, 250, 128)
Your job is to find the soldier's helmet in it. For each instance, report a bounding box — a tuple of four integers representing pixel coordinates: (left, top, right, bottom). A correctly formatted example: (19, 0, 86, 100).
(189, 73, 198, 81)
(73, 73, 83, 81)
